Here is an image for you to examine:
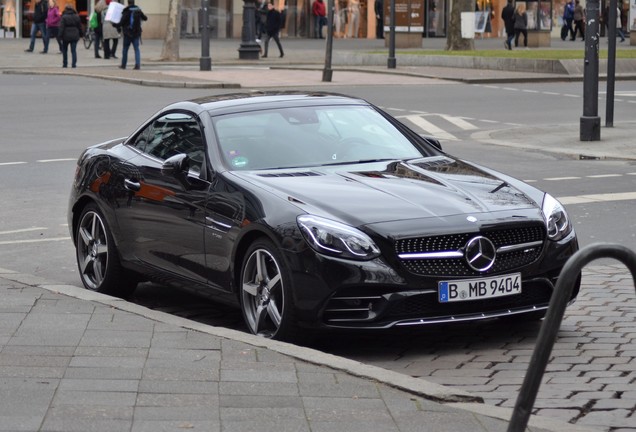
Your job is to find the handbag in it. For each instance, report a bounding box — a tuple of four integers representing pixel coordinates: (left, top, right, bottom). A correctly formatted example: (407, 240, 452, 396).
(89, 12, 99, 29)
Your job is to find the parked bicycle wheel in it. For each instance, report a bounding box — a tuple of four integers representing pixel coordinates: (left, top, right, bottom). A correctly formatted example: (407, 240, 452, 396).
(83, 30, 93, 49)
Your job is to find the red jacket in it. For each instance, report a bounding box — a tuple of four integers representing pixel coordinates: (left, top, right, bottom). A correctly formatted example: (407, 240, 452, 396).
(312, 0, 326, 17)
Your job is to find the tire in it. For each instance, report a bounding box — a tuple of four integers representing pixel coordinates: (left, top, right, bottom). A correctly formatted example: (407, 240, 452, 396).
(75, 203, 137, 297)
(83, 33, 92, 50)
(239, 239, 300, 341)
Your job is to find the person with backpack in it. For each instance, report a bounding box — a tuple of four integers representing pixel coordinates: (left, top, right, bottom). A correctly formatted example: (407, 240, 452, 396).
(118, 0, 147, 70)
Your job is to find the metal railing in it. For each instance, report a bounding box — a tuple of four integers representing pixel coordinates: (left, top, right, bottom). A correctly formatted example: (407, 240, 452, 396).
(508, 243, 636, 431)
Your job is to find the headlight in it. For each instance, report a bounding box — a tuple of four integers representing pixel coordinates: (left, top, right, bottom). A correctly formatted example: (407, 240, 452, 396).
(542, 193, 572, 241)
(297, 215, 381, 260)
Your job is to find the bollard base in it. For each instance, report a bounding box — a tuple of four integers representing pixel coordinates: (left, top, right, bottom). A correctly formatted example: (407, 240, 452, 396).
(238, 43, 261, 60)
(388, 58, 396, 69)
(322, 69, 333, 82)
(199, 57, 211, 71)
(580, 116, 601, 141)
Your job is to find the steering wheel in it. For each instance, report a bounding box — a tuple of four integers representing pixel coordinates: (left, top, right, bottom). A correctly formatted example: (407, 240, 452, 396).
(337, 137, 372, 160)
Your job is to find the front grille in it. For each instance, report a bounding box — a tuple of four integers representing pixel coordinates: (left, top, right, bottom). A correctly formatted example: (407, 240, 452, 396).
(321, 279, 554, 326)
(395, 225, 546, 277)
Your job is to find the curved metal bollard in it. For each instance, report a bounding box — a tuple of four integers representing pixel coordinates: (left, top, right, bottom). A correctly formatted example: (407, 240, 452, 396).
(508, 243, 636, 432)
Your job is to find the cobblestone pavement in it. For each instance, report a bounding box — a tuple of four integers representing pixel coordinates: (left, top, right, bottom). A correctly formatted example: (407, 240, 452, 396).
(128, 265, 636, 431)
(312, 265, 636, 431)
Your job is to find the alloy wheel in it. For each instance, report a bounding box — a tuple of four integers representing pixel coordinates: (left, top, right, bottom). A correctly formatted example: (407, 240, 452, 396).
(76, 210, 109, 291)
(241, 248, 284, 338)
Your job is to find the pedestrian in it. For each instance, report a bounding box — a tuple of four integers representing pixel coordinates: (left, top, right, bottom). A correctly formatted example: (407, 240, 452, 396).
(45, 0, 62, 53)
(375, 0, 383, 39)
(513, 3, 528, 48)
(25, 0, 49, 53)
(613, 6, 626, 42)
(93, 0, 108, 58)
(255, 0, 267, 42)
(501, 0, 515, 50)
(58, 4, 82, 68)
(102, 0, 121, 59)
(562, 0, 574, 41)
(572, 0, 585, 41)
(262, 1, 284, 58)
(312, 0, 327, 39)
(118, 0, 147, 70)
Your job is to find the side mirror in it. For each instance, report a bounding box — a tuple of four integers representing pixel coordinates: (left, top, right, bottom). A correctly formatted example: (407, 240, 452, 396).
(161, 153, 190, 176)
(419, 134, 443, 152)
(162, 154, 191, 189)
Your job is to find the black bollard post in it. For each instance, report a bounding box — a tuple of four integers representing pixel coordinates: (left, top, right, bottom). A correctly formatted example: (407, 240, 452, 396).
(580, 0, 601, 141)
(200, 0, 211, 71)
(238, 0, 261, 60)
(322, 0, 335, 82)
(605, 0, 617, 127)
(387, 0, 396, 69)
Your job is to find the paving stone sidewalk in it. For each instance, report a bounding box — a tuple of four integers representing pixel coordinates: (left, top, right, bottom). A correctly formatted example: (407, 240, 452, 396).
(0, 267, 597, 432)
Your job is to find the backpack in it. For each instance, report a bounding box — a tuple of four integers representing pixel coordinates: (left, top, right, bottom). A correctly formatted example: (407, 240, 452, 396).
(123, 6, 142, 36)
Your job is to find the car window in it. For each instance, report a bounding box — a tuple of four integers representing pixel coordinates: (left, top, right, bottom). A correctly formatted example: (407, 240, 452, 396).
(211, 105, 423, 170)
(142, 112, 205, 173)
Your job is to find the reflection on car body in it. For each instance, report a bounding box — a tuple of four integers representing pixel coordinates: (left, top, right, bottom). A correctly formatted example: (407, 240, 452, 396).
(68, 91, 580, 342)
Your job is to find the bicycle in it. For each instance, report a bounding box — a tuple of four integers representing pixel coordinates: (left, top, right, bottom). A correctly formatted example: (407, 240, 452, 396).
(83, 28, 95, 49)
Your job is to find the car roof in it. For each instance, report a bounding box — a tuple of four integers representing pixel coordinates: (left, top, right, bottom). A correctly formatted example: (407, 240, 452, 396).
(162, 91, 371, 116)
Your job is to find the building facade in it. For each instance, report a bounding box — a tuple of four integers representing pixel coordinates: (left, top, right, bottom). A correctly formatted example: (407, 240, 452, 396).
(0, 0, 630, 40)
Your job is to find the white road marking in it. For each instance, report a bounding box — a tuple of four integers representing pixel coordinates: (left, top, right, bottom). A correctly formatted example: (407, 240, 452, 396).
(0, 237, 69, 245)
(437, 115, 479, 130)
(0, 162, 27, 166)
(558, 192, 636, 205)
(403, 115, 457, 141)
(586, 174, 623, 178)
(0, 227, 48, 235)
(545, 176, 581, 181)
(37, 158, 77, 163)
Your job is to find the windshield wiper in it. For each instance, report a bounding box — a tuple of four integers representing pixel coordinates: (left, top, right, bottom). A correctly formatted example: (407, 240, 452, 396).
(320, 158, 396, 167)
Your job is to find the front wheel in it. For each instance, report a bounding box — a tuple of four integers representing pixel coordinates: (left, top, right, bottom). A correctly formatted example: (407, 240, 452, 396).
(75, 203, 137, 297)
(239, 239, 300, 341)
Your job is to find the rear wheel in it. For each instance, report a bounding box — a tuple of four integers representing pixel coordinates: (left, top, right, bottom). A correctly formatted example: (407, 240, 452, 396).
(239, 239, 300, 341)
(75, 203, 137, 297)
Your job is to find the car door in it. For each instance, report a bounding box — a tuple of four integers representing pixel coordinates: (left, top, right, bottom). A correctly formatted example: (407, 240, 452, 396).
(114, 111, 211, 285)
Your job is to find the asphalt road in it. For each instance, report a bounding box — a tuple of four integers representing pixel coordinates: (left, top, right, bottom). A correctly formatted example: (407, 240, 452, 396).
(1, 74, 635, 430)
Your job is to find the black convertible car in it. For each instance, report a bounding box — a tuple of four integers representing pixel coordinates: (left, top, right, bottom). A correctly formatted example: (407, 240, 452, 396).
(68, 92, 579, 341)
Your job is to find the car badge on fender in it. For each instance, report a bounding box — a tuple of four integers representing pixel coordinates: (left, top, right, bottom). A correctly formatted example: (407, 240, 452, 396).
(465, 236, 496, 272)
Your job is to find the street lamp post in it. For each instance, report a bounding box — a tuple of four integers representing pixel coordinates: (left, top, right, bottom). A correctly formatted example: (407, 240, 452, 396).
(238, 0, 261, 59)
(200, 0, 211, 71)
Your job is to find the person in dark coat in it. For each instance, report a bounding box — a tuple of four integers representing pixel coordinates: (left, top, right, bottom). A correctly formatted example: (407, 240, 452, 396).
(262, 1, 284, 58)
(501, 0, 515, 50)
(25, 0, 49, 53)
(513, 3, 528, 48)
(375, 0, 384, 39)
(58, 5, 82, 68)
(118, 0, 147, 70)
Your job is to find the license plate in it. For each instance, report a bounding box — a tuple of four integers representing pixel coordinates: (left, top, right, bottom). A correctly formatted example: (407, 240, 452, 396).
(438, 273, 521, 303)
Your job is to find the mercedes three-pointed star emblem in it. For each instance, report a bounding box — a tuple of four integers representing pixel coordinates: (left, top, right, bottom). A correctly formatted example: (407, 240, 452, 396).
(465, 236, 497, 272)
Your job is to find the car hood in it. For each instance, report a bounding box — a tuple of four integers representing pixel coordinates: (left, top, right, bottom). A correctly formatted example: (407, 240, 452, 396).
(234, 156, 539, 225)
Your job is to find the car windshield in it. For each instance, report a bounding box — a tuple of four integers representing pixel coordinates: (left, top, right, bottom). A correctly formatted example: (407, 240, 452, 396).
(210, 105, 425, 170)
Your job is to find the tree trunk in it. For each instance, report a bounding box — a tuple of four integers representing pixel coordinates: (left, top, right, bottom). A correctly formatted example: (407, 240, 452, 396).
(446, 0, 475, 51)
(161, 0, 182, 61)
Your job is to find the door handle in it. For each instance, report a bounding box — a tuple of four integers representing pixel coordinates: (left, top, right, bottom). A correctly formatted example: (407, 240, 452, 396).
(124, 179, 141, 192)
